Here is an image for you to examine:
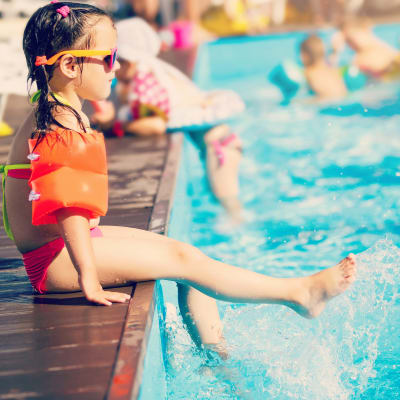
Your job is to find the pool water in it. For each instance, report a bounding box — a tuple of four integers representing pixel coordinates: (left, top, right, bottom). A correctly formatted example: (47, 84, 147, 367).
(140, 26, 400, 400)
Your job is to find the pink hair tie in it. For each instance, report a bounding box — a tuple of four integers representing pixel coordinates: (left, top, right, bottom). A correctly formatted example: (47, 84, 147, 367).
(50, 0, 59, 3)
(57, 5, 70, 17)
(35, 55, 48, 66)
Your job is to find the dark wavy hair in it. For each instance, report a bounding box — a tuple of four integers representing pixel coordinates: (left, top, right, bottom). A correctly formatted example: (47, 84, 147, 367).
(23, 2, 111, 138)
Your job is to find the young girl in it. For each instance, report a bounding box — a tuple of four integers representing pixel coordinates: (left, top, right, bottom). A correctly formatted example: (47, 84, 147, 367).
(2, 2, 356, 357)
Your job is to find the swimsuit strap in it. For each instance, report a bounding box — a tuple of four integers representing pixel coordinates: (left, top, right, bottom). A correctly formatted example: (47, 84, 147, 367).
(211, 133, 241, 167)
(1, 163, 31, 241)
(30, 90, 72, 108)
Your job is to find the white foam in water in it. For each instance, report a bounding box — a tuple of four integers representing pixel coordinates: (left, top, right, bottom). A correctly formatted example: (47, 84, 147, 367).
(222, 239, 399, 399)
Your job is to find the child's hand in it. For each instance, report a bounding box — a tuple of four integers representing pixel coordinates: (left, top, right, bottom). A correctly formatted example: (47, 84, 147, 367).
(80, 277, 130, 306)
(87, 288, 130, 306)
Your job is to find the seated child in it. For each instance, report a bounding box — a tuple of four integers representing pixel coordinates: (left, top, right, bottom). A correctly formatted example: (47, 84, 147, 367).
(300, 34, 348, 100)
(334, 17, 400, 80)
(92, 17, 244, 220)
(1, 2, 356, 362)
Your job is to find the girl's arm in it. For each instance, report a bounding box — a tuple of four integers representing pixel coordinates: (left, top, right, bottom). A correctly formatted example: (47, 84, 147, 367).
(55, 208, 130, 306)
(123, 116, 167, 136)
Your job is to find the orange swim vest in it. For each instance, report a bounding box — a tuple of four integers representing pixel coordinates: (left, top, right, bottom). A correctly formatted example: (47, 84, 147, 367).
(28, 128, 108, 225)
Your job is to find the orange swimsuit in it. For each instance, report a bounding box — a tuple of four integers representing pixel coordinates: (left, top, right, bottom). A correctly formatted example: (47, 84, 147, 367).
(29, 128, 108, 225)
(1, 127, 108, 293)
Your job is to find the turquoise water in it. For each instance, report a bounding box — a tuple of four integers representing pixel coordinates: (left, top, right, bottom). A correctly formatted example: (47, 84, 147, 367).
(140, 26, 400, 399)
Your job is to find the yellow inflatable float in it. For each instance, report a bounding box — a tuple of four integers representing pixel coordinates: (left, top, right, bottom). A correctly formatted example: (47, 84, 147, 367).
(201, 0, 269, 36)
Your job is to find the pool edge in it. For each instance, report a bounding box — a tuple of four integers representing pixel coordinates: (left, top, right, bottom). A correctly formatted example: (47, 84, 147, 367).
(106, 133, 183, 400)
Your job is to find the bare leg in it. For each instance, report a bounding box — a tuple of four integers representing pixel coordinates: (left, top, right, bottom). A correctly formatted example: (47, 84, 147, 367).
(177, 284, 228, 358)
(47, 225, 227, 353)
(204, 125, 243, 220)
(45, 225, 356, 319)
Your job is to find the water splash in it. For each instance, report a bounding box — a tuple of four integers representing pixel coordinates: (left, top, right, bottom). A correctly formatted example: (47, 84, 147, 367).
(164, 239, 399, 399)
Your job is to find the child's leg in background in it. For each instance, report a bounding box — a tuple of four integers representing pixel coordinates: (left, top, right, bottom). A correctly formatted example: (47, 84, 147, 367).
(203, 125, 243, 220)
(188, 125, 243, 219)
(178, 284, 228, 359)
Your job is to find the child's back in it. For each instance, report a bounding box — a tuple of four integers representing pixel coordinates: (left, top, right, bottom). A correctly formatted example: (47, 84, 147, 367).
(5, 111, 64, 253)
(301, 34, 347, 100)
(304, 63, 347, 99)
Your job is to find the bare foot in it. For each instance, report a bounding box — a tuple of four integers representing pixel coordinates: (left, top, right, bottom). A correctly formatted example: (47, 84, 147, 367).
(203, 338, 229, 361)
(294, 254, 357, 318)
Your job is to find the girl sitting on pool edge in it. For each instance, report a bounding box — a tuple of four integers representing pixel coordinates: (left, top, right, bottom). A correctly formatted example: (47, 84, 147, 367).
(1, 2, 356, 360)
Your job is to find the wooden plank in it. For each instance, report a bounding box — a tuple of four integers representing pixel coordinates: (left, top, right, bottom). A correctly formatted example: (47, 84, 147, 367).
(0, 366, 112, 400)
(0, 343, 118, 373)
(1, 319, 124, 348)
(0, 300, 128, 331)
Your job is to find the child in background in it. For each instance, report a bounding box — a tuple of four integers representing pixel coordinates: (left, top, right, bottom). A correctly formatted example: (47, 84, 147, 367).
(333, 17, 400, 80)
(93, 17, 244, 220)
(300, 34, 347, 100)
(2, 1, 356, 361)
(113, 0, 162, 27)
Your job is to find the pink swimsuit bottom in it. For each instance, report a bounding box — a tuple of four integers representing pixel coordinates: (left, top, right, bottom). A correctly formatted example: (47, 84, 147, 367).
(22, 226, 103, 294)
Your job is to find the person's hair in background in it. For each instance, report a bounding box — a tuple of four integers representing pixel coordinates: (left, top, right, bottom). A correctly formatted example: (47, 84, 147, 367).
(130, 0, 160, 25)
(300, 34, 326, 66)
(23, 2, 110, 137)
(113, 0, 162, 28)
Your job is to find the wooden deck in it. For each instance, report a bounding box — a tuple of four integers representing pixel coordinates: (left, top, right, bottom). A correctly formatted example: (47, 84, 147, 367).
(0, 95, 182, 399)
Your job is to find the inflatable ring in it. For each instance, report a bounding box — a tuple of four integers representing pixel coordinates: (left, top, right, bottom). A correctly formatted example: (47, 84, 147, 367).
(201, 2, 249, 37)
(166, 90, 245, 132)
(341, 65, 368, 91)
(268, 60, 306, 101)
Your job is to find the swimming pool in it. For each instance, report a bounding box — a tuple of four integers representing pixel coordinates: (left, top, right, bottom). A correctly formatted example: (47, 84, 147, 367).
(140, 25, 400, 399)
